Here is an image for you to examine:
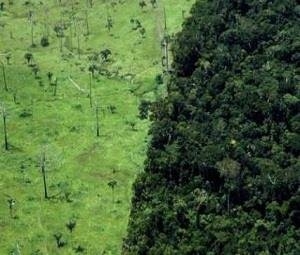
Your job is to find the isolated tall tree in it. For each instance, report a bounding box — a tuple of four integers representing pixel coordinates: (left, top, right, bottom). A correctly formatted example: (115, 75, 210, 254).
(7, 197, 15, 218)
(40, 151, 49, 199)
(0, 2, 5, 11)
(74, 18, 81, 58)
(150, 0, 157, 8)
(85, 10, 90, 35)
(96, 104, 100, 137)
(107, 180, 117, 204)
(47, 71, 53, 83)
(52, 78, 58, 96)
(66, 219, 76, 233)
(28, 10, 36, 47)
(100, 49, 111, 62)
(162, 7, 169, 71)
(1, 105, 8, 150)
(139, 1, 146, 9)
(106, 15, 113, 33)
(32, 65, 39, 78)
(24, 52, 33, 65)
(139, 27, 146, 38)
(89, 72, 92, 107)
(88, 0, 93, 7)
(0, 60, 8, 91)
(54, 24, 64, 52)
(5, 53, 11, 65)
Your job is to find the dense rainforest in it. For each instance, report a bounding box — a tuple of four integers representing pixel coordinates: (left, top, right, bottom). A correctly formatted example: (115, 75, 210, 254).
(123, 0, 300, 254)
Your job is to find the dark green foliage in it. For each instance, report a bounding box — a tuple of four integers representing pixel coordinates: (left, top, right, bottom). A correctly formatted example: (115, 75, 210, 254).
(138, 100, 151, 120)
(40, 36, 49, 47)
(124, 0, 300, 254)
(66, 219, 76, 233)
(0, 2, 4, 12)
(155, 74, 163, 85)
(53, 233, 67, 248)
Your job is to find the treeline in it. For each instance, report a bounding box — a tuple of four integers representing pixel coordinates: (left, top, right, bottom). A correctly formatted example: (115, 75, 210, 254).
(123, 0, 300, 254)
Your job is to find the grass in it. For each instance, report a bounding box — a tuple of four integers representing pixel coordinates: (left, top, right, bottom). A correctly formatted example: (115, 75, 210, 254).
(0, 0, 195, 254)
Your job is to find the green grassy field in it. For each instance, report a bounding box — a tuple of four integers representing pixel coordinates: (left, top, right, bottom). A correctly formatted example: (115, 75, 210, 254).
(0, 1, 194, 254)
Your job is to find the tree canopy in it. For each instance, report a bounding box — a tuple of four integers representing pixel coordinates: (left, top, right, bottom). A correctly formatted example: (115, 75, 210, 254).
(123, 0, 300, 254)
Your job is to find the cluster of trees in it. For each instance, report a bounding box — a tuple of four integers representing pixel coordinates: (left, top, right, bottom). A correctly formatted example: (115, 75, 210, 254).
(123, 0, 300, 254)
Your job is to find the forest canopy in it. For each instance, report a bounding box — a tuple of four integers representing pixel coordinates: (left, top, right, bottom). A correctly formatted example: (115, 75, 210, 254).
(123, 0, 300, 254)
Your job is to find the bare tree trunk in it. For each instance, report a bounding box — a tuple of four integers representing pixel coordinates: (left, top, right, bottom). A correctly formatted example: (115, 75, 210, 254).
(164, 36, 169, 71)
(41, 151, 48, 199)
(1, 61, 8, 91)
(74, 19, 81, 58)
(31, 21, 34, 46)
(85, 10, 89, 35)
(163, 7, 167, 31)
(2, 107, 8, 150)
(163, 7, 169, 72)
(53, 80, 57, 96)
(96, 104, 100, 137)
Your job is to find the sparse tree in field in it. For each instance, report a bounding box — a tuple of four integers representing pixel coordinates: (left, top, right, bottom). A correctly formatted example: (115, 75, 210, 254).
(182, 10, 186, 18)
(106, 15, 113, 33)
(100, 48, 111, 62)
(52, 77, 58, 96)
(24, 52, 33, 65)
(0, 2, 4, 11)
(139, 0, 146, 9)
(130, 18, 142, 31)
(85, 10, 89, 35)
(28, 10, 36, 47)
(150, 0, 157, 8)
(40, 35, 49, 47)
(74, 245, 85, 253)
(162, 34, 170, 71)
(74, 18, 81, 58)
(87, 0, 93, 8)
(163, 7, 167, 31)
(89, 72, 92, 107)
(12, 89, 17, 104)
(158, 7, 169, 72)
(0, 60, 8, 91)
(128, 120, 137, 131)
(107, 180, 117, 204)
(96, 104, 100, 137)
(66, 219, 76, 233)
(88, 64, 97, 77)
(47, 71, 53, 83)
(1, 105, 8, 150)
(32, 64, 40, 78)
(54, 24, 65, 52)
(139, 27, 146, 38)
(43, 7, 50, 37)
(40, 150, 49, 199)
(7, 197, 15, 218)
(53, 233, 67, 248)
(5, 53, 11, 65)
